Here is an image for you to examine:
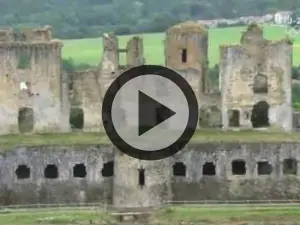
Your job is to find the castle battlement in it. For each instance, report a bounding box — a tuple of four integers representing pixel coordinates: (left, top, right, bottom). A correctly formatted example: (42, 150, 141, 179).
(0, 25, 55, 43)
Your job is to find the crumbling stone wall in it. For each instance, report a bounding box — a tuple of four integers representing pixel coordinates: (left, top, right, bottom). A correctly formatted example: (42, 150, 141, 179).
(0, 26, 68, 134)
(23, 26, 52, 42)
(173, 142, 300, 200)
(69, 69, 104, 132)
(0, 145, 114, 205)
(0, 28, 14, 42)
(165, 22, 221, 128)
(220, 24, 292, 131)
(113, 151, 172, 208)
(99, 33, 119, 77)
(0, 26, 52, 42)
(68, 34, 144, 132)
(99, 33, 144, 77)
(0, 23, 295, 134)
(174, 68, 221, 127)
(165, 21, 208, 95)
(126, 36, 144, 67)
(1, 143, 300, 205)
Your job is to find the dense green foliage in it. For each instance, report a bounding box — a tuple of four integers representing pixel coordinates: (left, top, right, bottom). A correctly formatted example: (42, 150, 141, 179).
(0, 0, 299, 39)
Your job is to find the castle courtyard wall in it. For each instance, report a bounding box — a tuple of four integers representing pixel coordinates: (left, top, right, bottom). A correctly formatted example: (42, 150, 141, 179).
(0, 143, 300, 205)
(0, 145, 114, 205)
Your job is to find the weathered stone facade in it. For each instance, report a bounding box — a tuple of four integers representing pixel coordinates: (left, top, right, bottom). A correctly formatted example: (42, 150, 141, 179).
(0, 26, 68, 134)
(165, 21, 221, 128)
(0, 22, 297, 208)
(1, 143, 300, 206)
(220, 24, 293, 131)
(0, 22, 294, 133)
(68, 33, 144, 132)
(113, 150, 171, 207)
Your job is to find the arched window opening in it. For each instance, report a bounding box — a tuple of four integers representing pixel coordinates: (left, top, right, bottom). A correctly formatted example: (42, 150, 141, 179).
(251, 101, 270, 128)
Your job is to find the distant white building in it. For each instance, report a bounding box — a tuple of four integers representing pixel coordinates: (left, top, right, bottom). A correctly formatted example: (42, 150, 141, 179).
(274, 11, 293, 25)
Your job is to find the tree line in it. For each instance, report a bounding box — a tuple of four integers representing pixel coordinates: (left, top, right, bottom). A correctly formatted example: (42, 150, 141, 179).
(0, 0, 299, 39)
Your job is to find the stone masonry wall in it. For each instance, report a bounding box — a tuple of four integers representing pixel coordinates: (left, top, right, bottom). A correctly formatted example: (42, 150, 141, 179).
(0, 145, 114, 205)
(1, 143, 300, 205)
(70, 69, 104, 132)
(165, 21, 208, 95)
(164, 21, 222, 129)
(113, 151, 172, 208)
(68, 34, 144, 132)
(220, 24, 292, 131)
(99, 33, 119, 77)
(0, 30, 68, 134)
(172, 142, 300, 200)
(126, 36, 144, 68)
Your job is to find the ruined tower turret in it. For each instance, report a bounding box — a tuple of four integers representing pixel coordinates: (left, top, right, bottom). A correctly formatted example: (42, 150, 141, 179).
(0, 26, 68, 134)
(99, 33, 119, 77)
(164, 21, 208, 93)
(126, 36, 144, 67)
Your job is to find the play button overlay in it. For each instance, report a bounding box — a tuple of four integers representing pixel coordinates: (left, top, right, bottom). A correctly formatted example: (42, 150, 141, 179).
(102, 65, 198, 160)
(138, 91, 176, 136)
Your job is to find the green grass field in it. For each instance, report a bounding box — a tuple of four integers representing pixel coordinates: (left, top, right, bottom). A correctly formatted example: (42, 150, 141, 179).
(62, 25, 300, 67)
(0, 130, 300, 150)
(0, 210, 108, 225)
(156, 206, 300, 224)
(1, 206, 300, 224)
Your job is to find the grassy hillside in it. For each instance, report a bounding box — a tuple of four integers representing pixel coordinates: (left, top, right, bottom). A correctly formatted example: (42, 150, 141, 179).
(62, 25, 300, 67)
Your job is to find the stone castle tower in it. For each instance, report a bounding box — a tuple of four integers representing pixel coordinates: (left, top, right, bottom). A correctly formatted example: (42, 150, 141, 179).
(165, 21, 209, 96)
(165, 21, 222, 128)
(0, 26, 68, 134)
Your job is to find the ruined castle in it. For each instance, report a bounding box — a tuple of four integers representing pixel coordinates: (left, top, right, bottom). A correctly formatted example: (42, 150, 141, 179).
(0, 22, 298, 207)
(0, 21, 293, 135)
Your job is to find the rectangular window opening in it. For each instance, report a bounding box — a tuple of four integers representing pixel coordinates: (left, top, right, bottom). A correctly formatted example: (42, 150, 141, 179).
(138, 168, 145, 188)
(181, 49, 187, 63)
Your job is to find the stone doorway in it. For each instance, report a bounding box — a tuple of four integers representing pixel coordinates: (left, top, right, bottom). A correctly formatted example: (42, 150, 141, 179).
(18, 107, 34, 133)
(251, 101, 270, 128)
